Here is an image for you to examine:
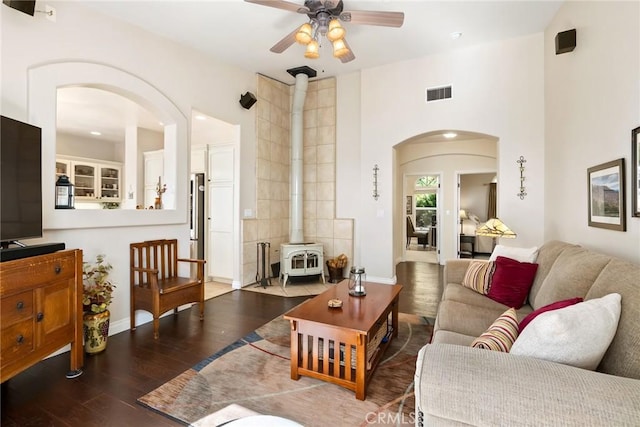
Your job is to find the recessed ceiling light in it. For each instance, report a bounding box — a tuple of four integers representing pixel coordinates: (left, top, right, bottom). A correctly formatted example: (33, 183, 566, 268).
(450, 32, 463, 40)
(443, 132, 457, 139)
(195, 115, 207, 121)
(90, 131, 101, 136)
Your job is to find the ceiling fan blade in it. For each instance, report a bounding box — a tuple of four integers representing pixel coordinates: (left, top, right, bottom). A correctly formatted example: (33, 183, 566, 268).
(339, 38, 355, 63)
(340, 10, 404, 27)
(270, 26, 299, 53)
(245, 0, 309, 14)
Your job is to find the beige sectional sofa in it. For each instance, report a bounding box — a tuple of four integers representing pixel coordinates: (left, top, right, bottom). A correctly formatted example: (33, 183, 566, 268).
(415, 240, 640, 426)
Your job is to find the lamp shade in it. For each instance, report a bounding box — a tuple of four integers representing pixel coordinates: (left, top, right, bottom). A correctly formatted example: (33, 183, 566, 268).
(304, 39, 320, 58)
(476, 218, 516, 238)
(327, 19, 345, 42)
(295, 23, 313, 45)
(332, 38, 349, 58)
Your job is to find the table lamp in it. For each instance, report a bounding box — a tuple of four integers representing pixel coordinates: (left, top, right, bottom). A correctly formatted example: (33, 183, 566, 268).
(476, 218, 516, 247)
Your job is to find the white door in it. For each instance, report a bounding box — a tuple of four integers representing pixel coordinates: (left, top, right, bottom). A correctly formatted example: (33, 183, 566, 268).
(143, 149, 163, 209)
(208, 145, 234, 281)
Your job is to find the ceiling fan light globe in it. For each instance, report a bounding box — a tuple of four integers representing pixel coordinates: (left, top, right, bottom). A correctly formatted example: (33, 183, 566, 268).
(327, 19, 345, 42)
(332, 38, 349, 58)
(295, 23, 313, 45)
(304, 39, 320, 59)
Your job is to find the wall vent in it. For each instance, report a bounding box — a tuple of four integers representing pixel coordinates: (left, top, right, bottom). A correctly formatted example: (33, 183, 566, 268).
(425, 85, 452, 102)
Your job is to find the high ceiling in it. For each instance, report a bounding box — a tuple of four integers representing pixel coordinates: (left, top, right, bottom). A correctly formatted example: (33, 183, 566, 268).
(57, 0, 563, 143)
(82, 0, 563, 84)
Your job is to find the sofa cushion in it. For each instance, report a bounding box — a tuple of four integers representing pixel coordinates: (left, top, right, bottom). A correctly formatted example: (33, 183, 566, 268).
(461, 260, 495, 294)
(527, 241, 578, 306)
(489, 244, 539, 263)
(519, 297, 583, 333)
(415, 344, 640, 427)
(510, 293, 621, 370)
(435, 299, 531, 338)
(586, 259, 640, 379)
(487, 256, 538, 309)
(431, 329, 475, 346)
(529, 245, 611, 310)
(442, 283, 516, 311)
(471, 308, 519, 352)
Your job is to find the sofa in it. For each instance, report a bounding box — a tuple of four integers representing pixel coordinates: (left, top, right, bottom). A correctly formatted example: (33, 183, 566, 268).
(414, 240, 640, 426)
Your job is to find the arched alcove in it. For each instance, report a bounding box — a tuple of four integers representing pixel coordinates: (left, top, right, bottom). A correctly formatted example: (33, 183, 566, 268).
(28, 62, 188, 230)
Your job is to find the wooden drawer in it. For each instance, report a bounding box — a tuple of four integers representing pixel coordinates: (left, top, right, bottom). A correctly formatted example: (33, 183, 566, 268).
(1, 290, 34, 327)
(1, 318, 35, 365)
(0, 252, 76, 295)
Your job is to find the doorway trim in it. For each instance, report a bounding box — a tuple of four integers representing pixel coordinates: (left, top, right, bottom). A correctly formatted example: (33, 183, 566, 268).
(456, 169, 498, 258)
(403, 172, 442, 265)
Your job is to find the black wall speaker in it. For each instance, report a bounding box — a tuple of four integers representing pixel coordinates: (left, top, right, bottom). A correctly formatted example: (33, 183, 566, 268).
(555, 29, 576, 55)
(239, 92, 257, 110)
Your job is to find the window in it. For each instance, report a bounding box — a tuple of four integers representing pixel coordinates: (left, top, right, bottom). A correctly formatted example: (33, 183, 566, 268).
(414, 176, 438, 228)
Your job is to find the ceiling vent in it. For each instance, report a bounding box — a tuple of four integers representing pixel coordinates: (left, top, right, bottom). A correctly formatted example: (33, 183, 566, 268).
(426, 85, 452, 102)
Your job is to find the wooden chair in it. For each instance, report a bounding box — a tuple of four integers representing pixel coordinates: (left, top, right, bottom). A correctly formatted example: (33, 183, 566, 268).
(406, 216, 428, 248)
(130, 239, 206, 339)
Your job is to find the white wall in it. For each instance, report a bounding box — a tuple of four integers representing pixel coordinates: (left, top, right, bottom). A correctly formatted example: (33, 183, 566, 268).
(544, 1, 640, 263)
(1, 2, 256, 332)
(337, 34, 546, 280)
(57, 132, 123, 162)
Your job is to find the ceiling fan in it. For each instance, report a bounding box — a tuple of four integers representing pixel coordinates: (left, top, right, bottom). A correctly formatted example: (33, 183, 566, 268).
(245, 0, 404, 63)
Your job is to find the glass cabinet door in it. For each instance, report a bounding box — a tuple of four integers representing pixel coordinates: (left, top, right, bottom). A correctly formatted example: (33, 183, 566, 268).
(100, 166, 120, 200)
(55, 160, 70, 180)
(72, 162, 97, 199)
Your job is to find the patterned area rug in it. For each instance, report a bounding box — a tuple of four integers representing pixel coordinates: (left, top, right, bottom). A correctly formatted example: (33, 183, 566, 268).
(137, 312, 433, 426)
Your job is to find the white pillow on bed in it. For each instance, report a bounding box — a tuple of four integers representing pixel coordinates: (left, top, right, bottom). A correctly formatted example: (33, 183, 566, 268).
(489, 244, 539, 263)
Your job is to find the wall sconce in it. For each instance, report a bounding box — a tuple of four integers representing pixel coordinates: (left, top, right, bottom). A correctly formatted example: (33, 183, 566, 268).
(372, 164, 379, 200)
(517, 156, 527, 199)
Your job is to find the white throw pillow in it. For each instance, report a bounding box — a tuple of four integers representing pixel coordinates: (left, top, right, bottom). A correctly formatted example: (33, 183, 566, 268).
(489, 244, 539, 263)
(510, 293, 621, 370)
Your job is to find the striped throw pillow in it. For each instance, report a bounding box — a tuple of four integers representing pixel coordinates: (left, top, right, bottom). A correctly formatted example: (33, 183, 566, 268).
(471, 308, 519, 352)
(461, 260, 496, 294)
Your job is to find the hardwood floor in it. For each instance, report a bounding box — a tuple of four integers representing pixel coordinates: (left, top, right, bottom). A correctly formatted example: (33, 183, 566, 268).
(0, 261, 442, 426)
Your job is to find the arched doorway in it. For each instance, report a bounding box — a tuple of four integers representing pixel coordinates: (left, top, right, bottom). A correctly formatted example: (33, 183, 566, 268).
(394, 130, 498, 264)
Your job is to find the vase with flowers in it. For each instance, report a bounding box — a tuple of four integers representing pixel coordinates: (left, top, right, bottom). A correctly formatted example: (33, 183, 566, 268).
(82, 254, 116, 354)
(155, 176, 167, 209)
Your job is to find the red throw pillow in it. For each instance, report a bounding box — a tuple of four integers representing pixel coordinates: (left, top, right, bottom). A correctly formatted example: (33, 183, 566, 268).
(487, 256, 539, 309)
(518, 297, 583, 332)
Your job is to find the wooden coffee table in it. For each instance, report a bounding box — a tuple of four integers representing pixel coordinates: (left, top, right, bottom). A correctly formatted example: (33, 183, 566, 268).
(283, 280, 402, 400)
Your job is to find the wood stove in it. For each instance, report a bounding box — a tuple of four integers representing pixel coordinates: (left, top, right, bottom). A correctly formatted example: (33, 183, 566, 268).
(280, 243, 324, 288)
(279, 66, 325, 288)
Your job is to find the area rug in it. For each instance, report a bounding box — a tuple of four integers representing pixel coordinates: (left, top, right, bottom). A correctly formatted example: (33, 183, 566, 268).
(241, 280, 334, 298)
(137, 312, 433, 426)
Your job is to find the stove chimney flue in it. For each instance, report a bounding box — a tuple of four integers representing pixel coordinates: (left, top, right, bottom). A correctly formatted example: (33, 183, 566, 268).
(287, 66, 316, 244)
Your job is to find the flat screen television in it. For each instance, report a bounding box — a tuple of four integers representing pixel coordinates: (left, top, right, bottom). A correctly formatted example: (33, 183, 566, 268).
(1, 115, 43, 244)
(2, 0, 36, 16)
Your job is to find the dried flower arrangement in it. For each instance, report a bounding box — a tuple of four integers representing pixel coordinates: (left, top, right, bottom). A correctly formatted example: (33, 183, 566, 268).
(326, 253, 348, 269)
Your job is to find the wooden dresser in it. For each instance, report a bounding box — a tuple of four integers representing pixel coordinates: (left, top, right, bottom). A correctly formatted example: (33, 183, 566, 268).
(0, 249, 84, 382)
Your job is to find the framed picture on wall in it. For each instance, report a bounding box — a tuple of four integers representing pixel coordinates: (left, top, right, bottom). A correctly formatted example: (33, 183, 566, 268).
(632, 126, 640, 217)
(587, 158, 626, 231)
(406, 196, 412, 214)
